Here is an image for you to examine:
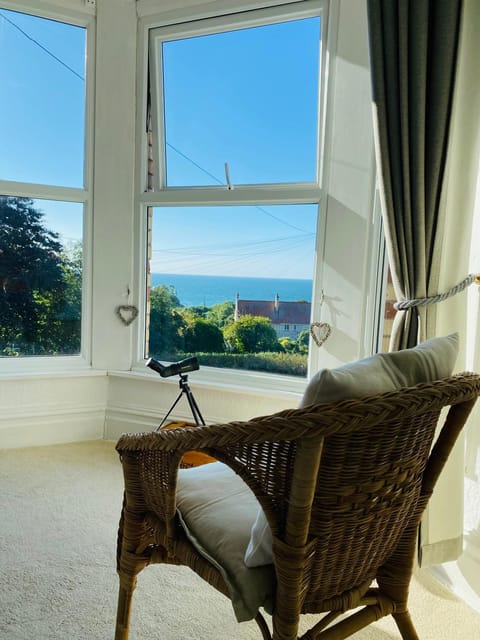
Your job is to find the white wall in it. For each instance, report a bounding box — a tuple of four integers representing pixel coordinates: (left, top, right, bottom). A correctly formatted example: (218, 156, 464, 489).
(105, 370, 301, 439)
(90, 0, 137, 372)
(428, 0, 480, 610)
(0, 371, 107, 447)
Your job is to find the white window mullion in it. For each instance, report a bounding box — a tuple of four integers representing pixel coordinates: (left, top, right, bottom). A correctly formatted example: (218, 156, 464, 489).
(149, 35, 166, 191)
(0, 180, 88, 203)
(140, 184, 323, 208)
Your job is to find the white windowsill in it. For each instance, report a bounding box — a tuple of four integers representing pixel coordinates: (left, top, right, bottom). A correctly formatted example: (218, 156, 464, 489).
(0, 356, 104, 380)
(112, 363, 307, 401)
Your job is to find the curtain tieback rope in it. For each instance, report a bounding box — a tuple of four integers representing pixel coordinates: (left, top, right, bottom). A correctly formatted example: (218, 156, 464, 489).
(394, 274, 480, 311)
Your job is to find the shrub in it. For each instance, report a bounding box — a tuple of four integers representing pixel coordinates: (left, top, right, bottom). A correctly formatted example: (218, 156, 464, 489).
(223, 315, 280, 353)
(181, 351, 307, 377)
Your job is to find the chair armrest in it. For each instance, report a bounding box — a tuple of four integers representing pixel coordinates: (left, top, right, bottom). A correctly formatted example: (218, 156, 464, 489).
(116, 407, 323, 539)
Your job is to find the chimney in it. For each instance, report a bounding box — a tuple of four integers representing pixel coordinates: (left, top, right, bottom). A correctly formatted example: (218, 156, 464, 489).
(274, 293, 280, 312)
(234, 292, 239, 320)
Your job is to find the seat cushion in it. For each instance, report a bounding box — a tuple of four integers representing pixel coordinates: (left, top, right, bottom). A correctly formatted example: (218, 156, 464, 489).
(244, 506, 273, 568)
(176, 462, 275, 622)
(244, 333, 459, 568)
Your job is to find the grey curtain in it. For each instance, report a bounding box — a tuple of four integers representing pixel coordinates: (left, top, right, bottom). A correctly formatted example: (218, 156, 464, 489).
(367, 0, 463, 349)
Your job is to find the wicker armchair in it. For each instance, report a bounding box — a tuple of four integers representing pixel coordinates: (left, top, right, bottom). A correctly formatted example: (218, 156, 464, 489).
(115, 373, 480, 640)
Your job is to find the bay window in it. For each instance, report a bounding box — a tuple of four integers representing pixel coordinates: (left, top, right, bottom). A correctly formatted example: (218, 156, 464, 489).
(142, 0, 328, 378)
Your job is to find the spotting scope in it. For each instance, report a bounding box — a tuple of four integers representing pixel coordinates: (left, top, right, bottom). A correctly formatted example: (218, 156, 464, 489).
(146, 356, 200, 378)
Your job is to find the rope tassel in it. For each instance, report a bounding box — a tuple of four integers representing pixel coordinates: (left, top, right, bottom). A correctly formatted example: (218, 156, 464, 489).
(394, 274, 480, 311)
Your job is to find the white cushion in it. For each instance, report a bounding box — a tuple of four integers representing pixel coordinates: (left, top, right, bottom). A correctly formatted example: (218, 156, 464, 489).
(300, 332, 459, 407)
(244, 333, 459, 568)
(244, 506, 273, 568)
(176, 462, 275, 622)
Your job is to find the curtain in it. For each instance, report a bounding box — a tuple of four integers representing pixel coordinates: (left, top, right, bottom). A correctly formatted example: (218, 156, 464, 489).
(367, 0, 463, 350)
(366, 0, 464, 565)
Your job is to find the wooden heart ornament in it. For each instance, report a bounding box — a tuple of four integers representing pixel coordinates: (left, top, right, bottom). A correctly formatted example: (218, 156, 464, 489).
(116, 305, 138, 326)
(310, 322, 332, 347)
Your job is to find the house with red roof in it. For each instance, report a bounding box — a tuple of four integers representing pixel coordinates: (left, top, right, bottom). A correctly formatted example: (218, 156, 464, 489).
(234, 293, 311, 340)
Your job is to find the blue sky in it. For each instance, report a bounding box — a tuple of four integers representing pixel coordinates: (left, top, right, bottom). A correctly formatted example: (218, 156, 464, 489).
(162, 19, 320, 186)
(150, 204, 317, 279)
(0, 10, 85, 188)
(0, 8, 320, 279)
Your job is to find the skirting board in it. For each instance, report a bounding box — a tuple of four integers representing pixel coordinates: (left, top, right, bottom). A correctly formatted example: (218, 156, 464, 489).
(429, 532, 480, 614)
(0, 409, 106, 449)
(419, 536, 463, 567)
(105, 406, 193, 440)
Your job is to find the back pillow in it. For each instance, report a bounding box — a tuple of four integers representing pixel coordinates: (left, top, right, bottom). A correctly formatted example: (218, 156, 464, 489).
(300, 332, 459, 407)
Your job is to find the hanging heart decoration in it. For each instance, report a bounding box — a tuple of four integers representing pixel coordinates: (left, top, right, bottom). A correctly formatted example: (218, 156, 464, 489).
(116, 305, 139, 326)
(310, 322, 332, 348)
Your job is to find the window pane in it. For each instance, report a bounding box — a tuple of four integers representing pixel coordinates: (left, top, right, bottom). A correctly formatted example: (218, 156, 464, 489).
(0, 196, 82, 357)
(0, 10, 86, 187)
(161, 17, 320, 186)
(382, 267, 396, 351)
(146, 204, 316, 377)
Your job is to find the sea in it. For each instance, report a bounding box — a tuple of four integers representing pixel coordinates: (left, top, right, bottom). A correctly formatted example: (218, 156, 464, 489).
(150, 273, 313, 308)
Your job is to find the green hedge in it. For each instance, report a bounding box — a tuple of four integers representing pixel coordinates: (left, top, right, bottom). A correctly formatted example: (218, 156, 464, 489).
(179, 351, 308, 377)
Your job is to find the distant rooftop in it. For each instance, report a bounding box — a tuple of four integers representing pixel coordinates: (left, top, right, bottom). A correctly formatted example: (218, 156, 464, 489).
(235, 294, 311, 324)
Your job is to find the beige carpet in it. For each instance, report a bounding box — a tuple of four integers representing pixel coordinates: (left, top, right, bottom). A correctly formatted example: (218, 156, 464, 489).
(1, 440, 479, 639)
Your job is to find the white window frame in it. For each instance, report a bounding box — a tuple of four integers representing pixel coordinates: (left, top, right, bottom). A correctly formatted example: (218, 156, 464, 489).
(0, 0, 95, 373)
(364, 187, 390, 355)
(133, 0, 331, 392)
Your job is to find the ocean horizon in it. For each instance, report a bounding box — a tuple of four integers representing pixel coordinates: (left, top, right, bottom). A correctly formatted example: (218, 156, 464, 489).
(151, 273, 313, 308)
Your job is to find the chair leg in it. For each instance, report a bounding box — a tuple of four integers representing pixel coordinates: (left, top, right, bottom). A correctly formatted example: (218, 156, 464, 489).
(115, 575, 138, 640)
(255, 612, 272, 640)
(392, 611, 420, 640)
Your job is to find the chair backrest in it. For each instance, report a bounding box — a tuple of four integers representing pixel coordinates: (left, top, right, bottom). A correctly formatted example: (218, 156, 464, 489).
(282, 373, 480, 612)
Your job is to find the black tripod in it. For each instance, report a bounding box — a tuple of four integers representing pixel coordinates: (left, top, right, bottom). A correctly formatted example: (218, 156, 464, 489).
(156, 373, 205, 430)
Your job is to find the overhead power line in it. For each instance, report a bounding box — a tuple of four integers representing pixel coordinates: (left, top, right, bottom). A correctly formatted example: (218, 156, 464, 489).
(166, 142, 224, 186)
(166, 141, 314, 234)
(0, 10, 85, 81)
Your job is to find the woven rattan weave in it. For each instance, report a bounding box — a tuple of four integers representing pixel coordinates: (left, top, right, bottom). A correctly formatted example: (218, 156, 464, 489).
(115, 373, 480, 639)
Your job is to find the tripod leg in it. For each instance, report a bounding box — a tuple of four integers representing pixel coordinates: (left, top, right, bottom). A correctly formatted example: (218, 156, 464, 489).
(184, 388, 205, 425)
(184, 385, 205, 427)
(156, 390, 184, 430)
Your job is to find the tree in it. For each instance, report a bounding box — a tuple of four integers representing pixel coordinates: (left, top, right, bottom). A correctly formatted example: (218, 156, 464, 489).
(0, 197, 67, 354)
(223, 315, 280, 353)
(183, 317, 225, 353)
(296, 328, 310, 354)
(183, 304, 209, 318)
(148, 285, 185, 357)
(279, 337, 296, 352)
(206, 301, 235, 328)
(35, 242, 82, 354)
